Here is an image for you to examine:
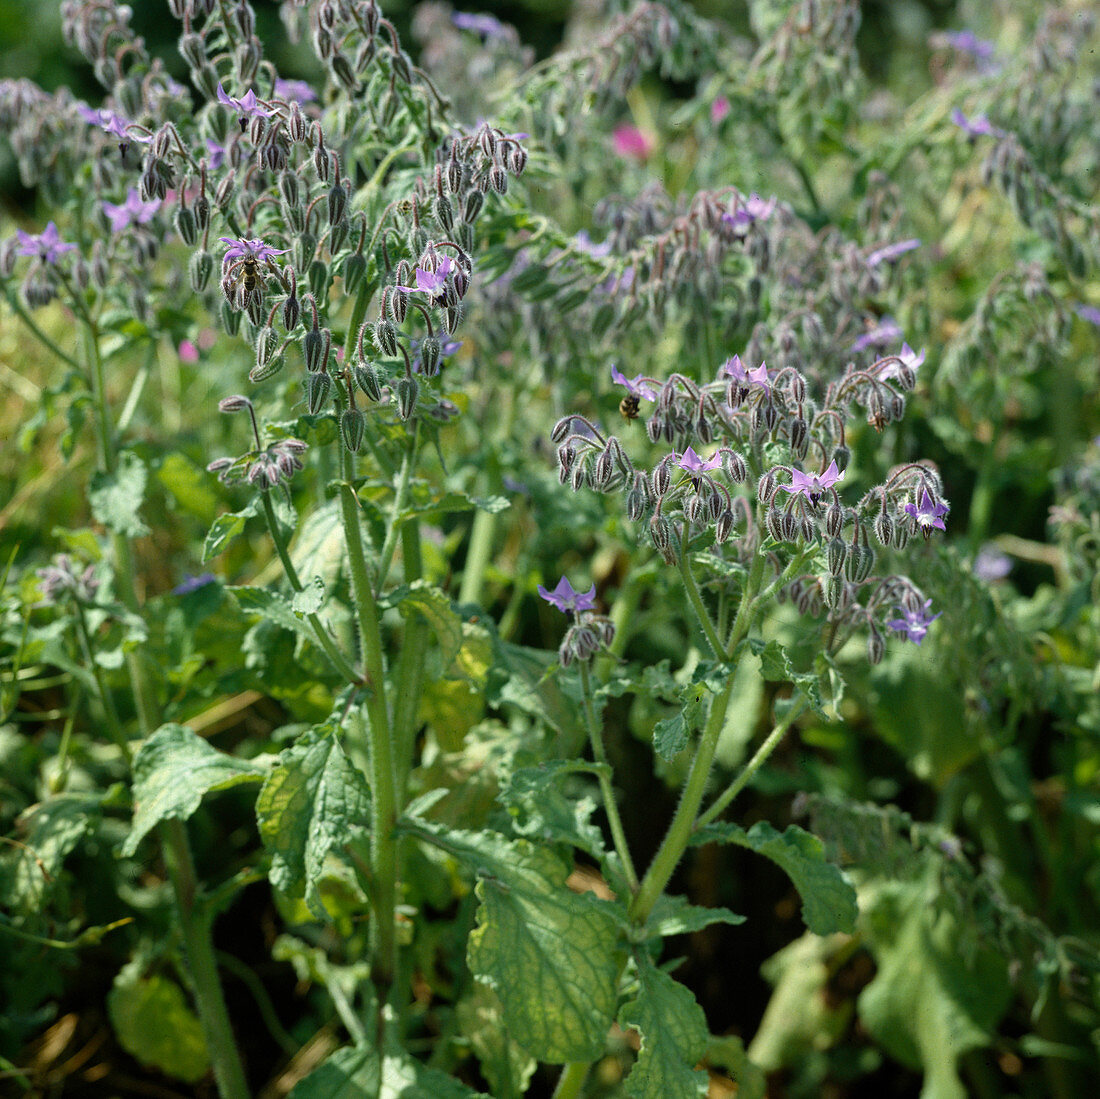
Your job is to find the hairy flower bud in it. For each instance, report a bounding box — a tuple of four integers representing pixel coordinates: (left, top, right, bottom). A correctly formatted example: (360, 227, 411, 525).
(873, 507, 894, 548)
(340, 407, 366, 452)
(757, 468, 778, 504)
(789, 417, 809, 461)
(649, 514, 673, 553)
(353, 361, 383, 402)
(374, 318, 399, 357)
(715, 509, 734, 543)
(765, 506, 786, 543)
(304, 370, 332, 415)
(823, 575, 843, 610)
(867, 625, 885, 665)
(832, 443, 850, 472)
(175, 204, 198, 246)
(327, 178, 348, 227)
(463, 189, 484, 223)
(302, 325, 331, 373)
(826, 537, 847, 576)
(593, 449, 615, 490)
(824, 500, 845, 538)
(844, 542, 875, 584)
(396, 375, 419, 421)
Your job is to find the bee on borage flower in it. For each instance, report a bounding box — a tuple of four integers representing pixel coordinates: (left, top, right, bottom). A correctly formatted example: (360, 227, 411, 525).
(219, 236, 288, 323)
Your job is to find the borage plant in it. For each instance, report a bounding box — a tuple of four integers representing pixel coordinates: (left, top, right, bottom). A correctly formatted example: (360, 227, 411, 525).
(23, 0, 1098, 1097)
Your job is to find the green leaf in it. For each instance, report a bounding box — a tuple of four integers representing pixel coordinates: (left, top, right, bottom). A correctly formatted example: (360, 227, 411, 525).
(380, 1052, 489, 1098)
(455, 982, 537, 1097)
(406, 820, 622, 1062)
(643, 893, 746, 939)
(695, 821, 857, 935)
(389, 581, 464, 668)
(498, 762, 607, 861)
(89, 450, 149, 537)
(229, 585, 320, 647)
(2, 793, 103, 914)
(107, 971, 210, 1084)
(619, 956, 709, 1098)
(203, 500, 258, 562)
(287, 1046, 379, 1098)
(256, 725, 371, 917)
(122, 724, 267, 856)
(652, 682, 707, 762)
(858, 879, 1011, 1099)
(156, 452, 219, 524)
(747, 638, 792, 681)
(292, 575, 326, 616)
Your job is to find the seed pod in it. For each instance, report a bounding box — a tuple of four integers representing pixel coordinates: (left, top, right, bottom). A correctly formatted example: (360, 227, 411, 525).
(396, 375, 419, 421)
(303, 325, 331, 373)
(340, 407, 366, 452)
(374, 319, 399, 357)
(305, 370, 332, 415)
(189, 249, 213, 292)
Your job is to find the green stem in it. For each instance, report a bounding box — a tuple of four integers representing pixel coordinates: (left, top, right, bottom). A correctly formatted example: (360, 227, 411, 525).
(72, 606, 131, 763)
(628, 676, 735, 926)
(578, 662, 639, 893)
(677, 545, 726, 660)
(375, 428, 419, 595)
(1, 287, 83, 371)
(458, 507, 496, 607)
(392, 520, 428, 804)
(551, 1061, 589, 1099)
(697, 696, 808, 828)
(257, 489, 361, 683)
(338, 452, 397, 999)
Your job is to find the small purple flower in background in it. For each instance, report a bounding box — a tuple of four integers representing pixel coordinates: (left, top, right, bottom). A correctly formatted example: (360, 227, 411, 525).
(502, 475, 529, 496)
(178, 339, 199, 364)
(722, 355, 769, 388)
(452, 11, 508, 40)
(886, 600, 941, 644)
(1074, 303, 1100, 327)
(852, 316, 903, 353)
(219, 236, 287, 269)
(904, 488, 949, 533)
(973, 544, 1012, 581)
(613, 125, 656, 161)
(15, 221, 77, 264)
(866, 238, 920, 268)
(103, 188, 161, 233)
(710, 95, 731, 124)
(611, 365, 657, 402)
(935, 30, 996, 61)
(879, 342, 925, 382)
(77, 104, 151, 151)
(677, 447, 723, 474)
(573, 230, 613, 259)
(538, 577, 597, 614)
(398, 256, 454, 297)
(951, 107, 1000, 139)
(273, 78, 317, 103)
(722, 193, 777, 231)
(205, 138, 227, 170)
(173, 572, 216, 596)
(777, 460, 844, 505)
(217, 84, 273, 127)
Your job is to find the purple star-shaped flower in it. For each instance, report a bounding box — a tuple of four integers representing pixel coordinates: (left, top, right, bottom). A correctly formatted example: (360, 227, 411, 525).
(722, 355, 769, 388)
(866, 238, 920, 268)
(722, 193, 777, 230)
(886, 600, 941, 644)
(852, 316, 903, 353)
(398, 256, 454, 297)
(103, 188, 161, 233)
(537, 577, 597, 614)
(273, 77, 317, 103)
(879, 342, 925, 381)
(904, 489, 949, 532)
(1074, 303, 1100, 327)
(218, 236, 287, 269)
(15, 221, 77, 264)
(217, 84, 273, 123)
(777, 460, 844, 504)
(611, 365, 657, 401)
(452, 11, 508, 39)
(77, 104, 151, 147)
(951, 107, 999, 139)
(677, 446, 723, 474)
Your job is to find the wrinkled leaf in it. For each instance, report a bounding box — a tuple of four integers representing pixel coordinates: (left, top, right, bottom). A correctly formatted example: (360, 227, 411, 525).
(620, 956, 709, 1098)
(123, 724, 267, 856)
(695, 821, 857, 935)
(89, 450, 148, 537)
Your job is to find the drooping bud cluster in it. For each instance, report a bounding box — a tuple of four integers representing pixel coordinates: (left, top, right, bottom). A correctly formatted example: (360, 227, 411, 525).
(552, 346, 950, 658)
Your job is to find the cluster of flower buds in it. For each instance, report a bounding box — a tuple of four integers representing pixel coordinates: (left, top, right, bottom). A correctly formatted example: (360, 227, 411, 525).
(35, 554, 100, 606)
(551, 345, 950, 656)
(537, 577, 616, 667)
(207, 395, 307, 489)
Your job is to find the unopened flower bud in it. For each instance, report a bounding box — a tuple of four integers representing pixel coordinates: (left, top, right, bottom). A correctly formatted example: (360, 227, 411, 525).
(396, 375, 419, 420)
(220, 299, 242, 335)
(219, 394, 252, 413)
(765, 506, 785, 543)
(824, 500, 845, 538)
(789, 417, 809, 460)
(653, 459, 672, 497)
(418, 335, 442, 376)
(305, 369, 332, 415)
(353, 361, 383, 401)
(570, 461, 588, 492)
(781, 509, 800, 542)
(823, 575, 843, 610)
(254, 324, 280, 372)
(873, 508, 894, 547)
(826, 537, 847, 576)
(716, 509, 734, 543)
(724, 450, 748, 483)
(844, 542, 875, 584)
(507, 144, 528, 175)
(327, 178, 348, 227)
(303, 325, 330, 373)
(175, 205, 198, 246)
(832, 444, 850, 472)
(649, 514, 673, 553)
(551, 417, 572, 444)
(867, 625, 885, 665)
(340, 407, 366, 452)
(757, 468, 778, 504)
(342, 251, 367, 294)
(463, 190, 484, 223)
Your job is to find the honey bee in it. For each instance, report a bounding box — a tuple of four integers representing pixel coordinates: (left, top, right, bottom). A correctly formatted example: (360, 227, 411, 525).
(619, 393, 641, 421)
